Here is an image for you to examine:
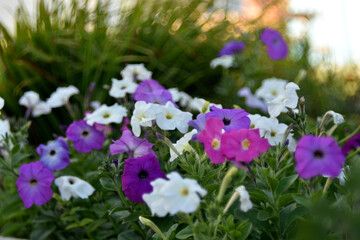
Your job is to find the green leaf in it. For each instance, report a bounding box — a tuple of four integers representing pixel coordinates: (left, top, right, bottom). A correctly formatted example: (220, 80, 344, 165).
(257, 210, 271, 221)
(236, 221, 252, 240)
(118, 231, 143, 240)
(99, 177, 116, 191)
(275, 175, 298, 195)
(277, 193, 294, 209)
(30, 226, 56, 240)
(266, 176, 279, 193)
(267, 157, 277, 170)
(293, 195, 311, 208)
(80, 218, 94, 227)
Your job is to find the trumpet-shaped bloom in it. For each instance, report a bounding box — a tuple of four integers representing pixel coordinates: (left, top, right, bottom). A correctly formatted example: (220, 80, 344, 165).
(235, 186, 253, 212)
(295, 135, 345, 178)
(122, 154, 166, 203)
(16, 161, 54, 208)
(221, 128, 270, 163)
(85, 103, 127, 126)
(133, 79, 173, 105)
(109, 78, 138, 98)
(169, 129, 197, 162)
(205, 106, 250, 132)
(197, 118, 226, 164)
(267, 82, 300, 118)
(121, 64, 152, 81)
(219, 41, 246, 56)
(143, 172, 207, 216)
(155, 102, 192, 133)
(190, 98, 222, 113)
(169, 88, 192, 107)
(54, 176, 95, 200)
(66, 120, 105, 153)
(110, 130, 154, 158)
(130, 101, 159, 137)
(47, 85, 79, 108)
(255, 78, 288, 102)
(19, 91, 51, 117)
(261, 28, 288, 60)
(37, 137, 70, 171)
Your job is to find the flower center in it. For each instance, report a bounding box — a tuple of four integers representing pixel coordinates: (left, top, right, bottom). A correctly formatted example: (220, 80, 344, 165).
(49, 149, 56, 156)
(30, 179, 37, 185)
(181, 187, 189, 196)
(211, 138, 220, 150)
(242, 139, 251, 150)
(314, 150, 324, 159)
(103, 113, 110, 119)
(120, 85, 126, 90)
(270, 131, 276, 137)
(138, 170, 148, 180)
(223, 118, 231, 126)
(250, 123, 255, 129)
(165, 113, 173, 120)
(69, 178, 75, 184)
(82, 130, 89, 137)
(271, 90, 277, 96)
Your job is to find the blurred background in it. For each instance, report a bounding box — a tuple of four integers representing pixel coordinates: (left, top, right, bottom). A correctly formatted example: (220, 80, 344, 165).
(0, 0, 359, 142)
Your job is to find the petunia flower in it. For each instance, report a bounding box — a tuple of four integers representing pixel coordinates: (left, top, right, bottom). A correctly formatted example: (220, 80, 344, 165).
(238, 87, 267, 113)
(155, 101, 192, 133)
(143, 172, 207, 216)
(16, 161, 54, 208)
(0, 119, 11, 147)
(169, 88, 192, 108)
(122, 154, 166, 203)
(109, 78, 138, 98)
(205, 106, 250, 132)
(169, 129, 198, 162)
(0, 97, 4, 112)
(235, 186, 253, 212)
(47, 85, 79, 108)
(267, 82, 300, 118)
(255, 77, 288, 103)
(121, 64, 152, 82)
(248, 114, 262, 129)
(261, 28, 288, 60)
(342, 133, 360, 155)
(110, 130, 154, 158)
(54, 176, 95, 200)
(221, 128, 270, 163)
(188, 113, 207, 141)
(190, 98, 222, 113)
(218, 41, 246, 56)
(19, 91, 51, 117)
(210, 55, 234, 69)
(37, 137, 70, 171)
(66, 120, 105, 153)
(294, 135, 345, 178)
(197, 118, 226, 164)
(133, 79, 173, 105)
(130, 101, 159, 137)
(85, 103, 127, 126)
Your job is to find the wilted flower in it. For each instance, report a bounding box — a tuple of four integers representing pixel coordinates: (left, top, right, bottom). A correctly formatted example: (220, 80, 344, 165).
(121, 64, 152, 82)
(109, 78, 138, 98)
(110, 130, 154, 158)
(16, 161, 54, 208)
(54, 176, 95, 200)
(295, 135, 345, 178)
(210, 55, 234, 69)
(169, 129, 197, 162)
(143, 172, 207, 216)
(47, 85, 79, 108)
(205, 106, 250, 132)
(37, 137, 70, 171)
(66, 120, 105, 153)
(122, 154, 166, 203)
(261, 28, 288, 60)
(155, 101, 192, 133)
(85, 103, 127, 126)
(19, 91, 51, 117)
(235, 186, 253, 212)
(219, 41, 246, 56)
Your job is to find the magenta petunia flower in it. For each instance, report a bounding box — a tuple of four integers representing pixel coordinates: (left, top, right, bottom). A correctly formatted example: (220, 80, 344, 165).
(342, 133, 360, 155)
(110, 130, 154, 158)
(221, 128, 270, 163)
(16, 161, 54, 208)
(219, 41, 246, 56)
(197, 118, 226, 164)
(295, 135, 345, 179)
(205, 106, 250, 132)
(37, 137, 70, 171)
(122, 154, 166, 202)
(66, 120, 105, 153)
(132, 79, 173, 105)
(260, 28, 288, 60)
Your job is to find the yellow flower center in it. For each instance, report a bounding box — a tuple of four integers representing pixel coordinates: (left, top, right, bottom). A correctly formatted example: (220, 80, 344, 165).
(181, 187, 189, 196)
(103, 113, 110, 119)
(165, 113, 173, 119)
(211, 138, 220, 150)
(250, 123, 255, 129)
(242, 139, 251, 150)
(271, 90, 277, 96)
(270, 131, 276, 137)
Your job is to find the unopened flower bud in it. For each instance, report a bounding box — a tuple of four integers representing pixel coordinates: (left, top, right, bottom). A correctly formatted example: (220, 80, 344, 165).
(139, 216, 168, 240)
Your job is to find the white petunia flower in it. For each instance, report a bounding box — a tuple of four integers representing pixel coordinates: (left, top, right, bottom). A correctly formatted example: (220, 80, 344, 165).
(47, 85, 79, 108)
(19, 91, 51, 117)
(169, 129, 197, 162)
(143, 172, 207, 216)
(0, 97, 4, 111)
(210, 55, 234, 69)
(131, 101, 160, 137)
(267, 82, 300, 118)
(54, 176, 95, 200)
(169, 88, 192, 107)
(0, 119, 11, 146)
(326, 110, 345, 125)
(190, 97, 222, 113)
(256, 117, 288, 146)
(109, 78, 138, 98)
(121, 64, 152, 81)
(255, 77, 288, 102)
(235, 186, 253, 212)
(90, 101, 101, 109)
(85, 103, 127, 126)
(248, 114, 262, 129)
(155, 102, 192, 133)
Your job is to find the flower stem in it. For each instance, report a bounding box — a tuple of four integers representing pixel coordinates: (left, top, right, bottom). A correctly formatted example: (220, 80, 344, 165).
(339, 125, 360, 144)
(323, 177, 333, 195)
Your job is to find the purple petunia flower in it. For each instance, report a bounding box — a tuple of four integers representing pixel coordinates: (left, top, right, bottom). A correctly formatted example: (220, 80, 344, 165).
(219, 41, 246, 57)
(110, 130, 154, 158)
(37, 137, 70, 171)
(188, 113, 206, 141)
(122, 154, 166, 202)
(295, 135, 345, 179)
(132, 79, 173, 105)
(260, 28, 288, 60)
(342, 133, 360, 155)
(205, 106, 250, 132)
(66, 120, 105, 153)
(16, 161, 54, 208)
